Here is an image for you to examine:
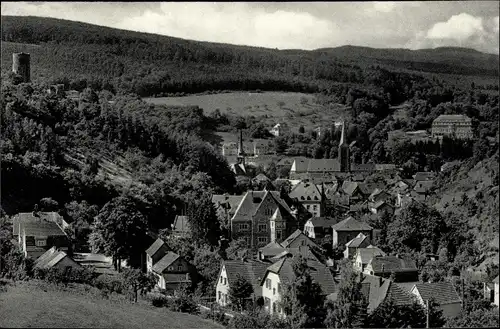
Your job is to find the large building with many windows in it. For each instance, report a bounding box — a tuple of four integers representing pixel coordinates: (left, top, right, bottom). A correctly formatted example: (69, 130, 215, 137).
(431, 114, 473, 139)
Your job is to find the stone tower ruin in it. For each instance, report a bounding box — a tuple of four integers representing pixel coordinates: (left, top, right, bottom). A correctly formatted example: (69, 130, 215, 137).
(12, 52, 31, 83)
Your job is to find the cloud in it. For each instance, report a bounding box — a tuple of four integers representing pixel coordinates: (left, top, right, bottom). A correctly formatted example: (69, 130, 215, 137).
(116, 3, 337, 50)
(406, 13, 499, 54)
(426, 13, 484, 40)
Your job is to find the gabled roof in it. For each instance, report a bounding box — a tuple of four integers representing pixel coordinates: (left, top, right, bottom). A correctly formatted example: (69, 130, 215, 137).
(307, 216, 338, 228)
(345, 233, 369, 248)
(370, 200, 393, 210)
(414, 180, 434, 194)
(368, 256, 417, 273)
(212, 194, 244, 216)
(342, 181, 371, 196)
(230, 162, 247, 175)
(289, 181, 322, 202)
(280, 229, 319, 249)
(145, 238, 169, 258)
(223, 259, 269, 293)
(263, 256, 336, 295)
(369, 188, 391, 201)
(412, 282, 462, 305)
(270, 246, 320, 262)
(172, 216, 190, 233)
(356, 247, 386, 264)
(291, 158, 310, 173)
(307, 159, 340, 173)
(254, 173, 270, 182)
(22, 221, 66, 237)
(259, 241, 286, 257)
(332, 216, 372, 232)
(13, 212, 66, 236)
(361, 274, 416, 313)
(152, 252, 181, 274)
(35, 247, 81, 270)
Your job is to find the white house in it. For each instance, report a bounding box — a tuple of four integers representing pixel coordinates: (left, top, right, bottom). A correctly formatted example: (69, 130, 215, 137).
(270, 123, 289, 137)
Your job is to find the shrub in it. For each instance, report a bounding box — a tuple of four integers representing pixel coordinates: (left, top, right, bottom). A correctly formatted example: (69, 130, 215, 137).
(93, 274, 124, 294)
(151, 295, 169, 308)
(169, 295, 199, 314)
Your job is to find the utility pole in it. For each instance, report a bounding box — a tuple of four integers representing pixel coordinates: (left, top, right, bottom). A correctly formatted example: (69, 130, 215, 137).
(426, 299, 430, 329)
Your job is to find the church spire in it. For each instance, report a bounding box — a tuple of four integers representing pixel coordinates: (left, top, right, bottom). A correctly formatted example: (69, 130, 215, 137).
(338, 121, 350, 172)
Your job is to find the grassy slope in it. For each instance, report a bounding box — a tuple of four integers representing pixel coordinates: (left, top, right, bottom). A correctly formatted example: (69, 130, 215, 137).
(0, 281, 222, 329)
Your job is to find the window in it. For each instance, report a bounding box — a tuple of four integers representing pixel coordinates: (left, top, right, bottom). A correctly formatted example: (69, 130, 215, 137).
(258, 224, 267, 232)
(35, 239, 46, 247)
(218, 291, 222, 300)
(168, 266, 173, 271)
(273, 288, 276, 295)
(266, 278, 271, 289)
(271, 221, 274, 228)
(313, 205, 317, 211)
(239, 223, 249, 231)
(224, 278, 227, 285)
(220, 276, 223, 284)
(278, 283, 281, 294)
(258, 237, 267, 244)
(177, 265, 183, 271)
(273, 302, 276, 313)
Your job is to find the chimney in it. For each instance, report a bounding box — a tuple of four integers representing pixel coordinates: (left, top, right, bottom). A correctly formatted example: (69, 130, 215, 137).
(382, 264, 385, 275)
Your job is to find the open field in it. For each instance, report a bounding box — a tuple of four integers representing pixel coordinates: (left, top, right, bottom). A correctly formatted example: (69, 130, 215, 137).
(0, 281, 222, 329)
(143, 91, 319, 117)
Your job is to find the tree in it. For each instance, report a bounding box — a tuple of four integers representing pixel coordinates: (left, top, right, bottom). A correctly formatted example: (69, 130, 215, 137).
(121, 268, 157, 302)
(64, 200, 99, 251)
(89, 195, 149, 271)
(326, 260, 367, 328)
(229, 274, 254, 311)
(446, 307, 500, 328)
(187, 194, 222, 247)
(39, 197, 59, 212)
(274, 136, 288, 154)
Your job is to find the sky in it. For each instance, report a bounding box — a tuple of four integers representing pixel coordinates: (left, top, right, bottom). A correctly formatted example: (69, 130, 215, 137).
(2, 1, 499, 54)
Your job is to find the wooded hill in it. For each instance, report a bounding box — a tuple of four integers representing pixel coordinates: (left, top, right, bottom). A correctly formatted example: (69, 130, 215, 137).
(1, 16, 498, 98)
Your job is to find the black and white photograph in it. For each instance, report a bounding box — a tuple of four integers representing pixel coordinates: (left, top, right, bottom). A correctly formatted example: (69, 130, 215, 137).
(0, 1, 499, 328)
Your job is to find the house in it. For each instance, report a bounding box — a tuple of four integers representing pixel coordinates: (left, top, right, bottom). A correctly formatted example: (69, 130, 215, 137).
(257, 230, 320, 260)
(368, 201, 395, 215)
(145, 238, 170, 272)
(289, 158, 310, 176)
(413, 171, 436, 182)
(16, 212, 70, 259)
(216, 258, 269, 307)
(303, 216, 337, 240)
(410, 282, 463, 319)
(270, 123, 289, 137)
(307, 159, 341, 174)
(364, 255, 419, 282)
(269, 245, 321, 263)
(222, 190, 298, 249)
(344, 233, 371, 259)
(171, 215, 191, 238)
(34, 246, 81, 270)
(368, 189, 392, 203)
(360, 274, 417, 314)
(495, 276, 500, 307)
(431, 114, 473, 139)
(151, 251, 193, 292)
(260, 255, 337, 316)
(12, 211, 69, 238)
(331, 216, 373, 248)
(413, 180, 434, 200)
(342, 181, 371, 203)
(288, 181, 324, 217)
(353, 247, 386, 272)
(253, 173, 271, 184)
(212, 194, 245, 228)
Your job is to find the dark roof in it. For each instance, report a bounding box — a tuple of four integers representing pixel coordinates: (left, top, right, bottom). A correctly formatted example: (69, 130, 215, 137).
(369, 256, 417, 273)
(289, 181, 322, 201)
(271, 246, 321, 262)
(369, 200, 394, 210)
(307, 159, 340, 173)
(22, 221, 66, 237)
(413, 282, 462, 305)
(254, 173, 270, 182)
(342, 181, 371, 196)
(223, 259, 269, 293)
(361, 274, 416, 313)
(351, 163, 376, 172)
(332, 216, 372, 232)
(280, 229, 319, 249)
(152, 252, 181, 273)
(291, 158, 310, 173)
(259, 241, 286, 257)
(212, 195, 244, 216)
(145, 238, 169, 258)
(307, 216, 338, 228)
(13, 212, 65, 235)
(263, 256, 336, 295)
(172, 215, 191, 233)
(35, 247, 81, 269)
(231, 190, 293, 222)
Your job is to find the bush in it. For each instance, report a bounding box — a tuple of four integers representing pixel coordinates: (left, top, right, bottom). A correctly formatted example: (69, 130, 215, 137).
(151, 295, 170, 308)
(169, 295, 199, 314)
(93, 274, 124, 294)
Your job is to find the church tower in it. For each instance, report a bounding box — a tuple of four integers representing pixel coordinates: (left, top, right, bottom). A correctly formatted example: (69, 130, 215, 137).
(237, 129, 246, 165)
(338, 121, 350, 172)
